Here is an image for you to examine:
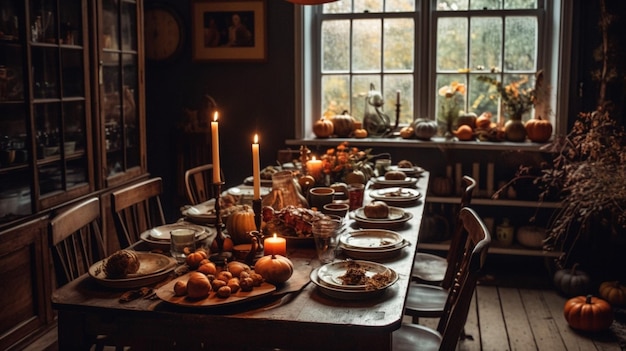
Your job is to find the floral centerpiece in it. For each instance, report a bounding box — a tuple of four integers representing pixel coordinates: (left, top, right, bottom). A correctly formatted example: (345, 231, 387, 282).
(320, 142, 375, 184)
(437, 81, 466, 136)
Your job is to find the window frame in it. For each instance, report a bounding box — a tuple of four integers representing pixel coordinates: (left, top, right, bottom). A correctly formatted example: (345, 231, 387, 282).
(294, 0, 573, 141)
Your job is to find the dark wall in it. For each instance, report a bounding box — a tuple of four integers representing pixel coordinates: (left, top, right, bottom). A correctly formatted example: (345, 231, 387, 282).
(145, 1, 295, 220)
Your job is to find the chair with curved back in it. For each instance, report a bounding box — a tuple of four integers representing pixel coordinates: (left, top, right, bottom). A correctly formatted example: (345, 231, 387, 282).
(111, 177, 166, 248)
(184, 163, 214, 205)
(412, 175, 477, 283)
(394, 207, 491, 350)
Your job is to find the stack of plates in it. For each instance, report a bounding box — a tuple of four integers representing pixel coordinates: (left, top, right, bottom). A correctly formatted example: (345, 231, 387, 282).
(369, 187, 422, 204)
(140, 222, 214, 250)
(371, 176, 419, 188)
(340, 229, 409, 260)
(388, 165, 425, 177)
(352, 206, 413, 229)
(310, 260, 398, 300)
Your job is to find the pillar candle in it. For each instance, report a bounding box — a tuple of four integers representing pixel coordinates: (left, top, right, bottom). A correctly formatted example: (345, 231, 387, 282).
(306, 156, 323, 181)
(211, 112, 221, 183)
(264, 233, 286, 256)
(252, 134, 261, 200)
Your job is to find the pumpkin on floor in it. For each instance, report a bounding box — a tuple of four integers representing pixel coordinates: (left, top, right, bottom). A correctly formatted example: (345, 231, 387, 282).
(553, 263, 591, 297)
(599, 281, 626, 307)
(564, 295, 614, 332)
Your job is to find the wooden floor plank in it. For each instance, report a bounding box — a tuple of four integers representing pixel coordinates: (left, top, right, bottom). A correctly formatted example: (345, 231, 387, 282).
(498, 287, 536, 351)
(520, 288, 567, 350)
(476, 285, 510, 350)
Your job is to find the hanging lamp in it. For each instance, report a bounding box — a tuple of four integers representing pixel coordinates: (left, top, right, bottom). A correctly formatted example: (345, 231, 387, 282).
(286, 0, 338, 4)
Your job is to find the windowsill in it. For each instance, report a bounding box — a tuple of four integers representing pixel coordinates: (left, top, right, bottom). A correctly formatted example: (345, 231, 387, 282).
(286, 136, 551, 151)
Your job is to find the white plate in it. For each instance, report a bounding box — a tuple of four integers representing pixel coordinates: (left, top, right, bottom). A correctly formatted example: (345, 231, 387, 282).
(146, 223, 207, 241)
(354, 206, 405, 221)
(339, 229, 404, 250)
(317, 260, 395, 290)
(88, 252, 177, 289)
(341, 240, 410, 261)
(309, 266, 398, 300)
(369, 187, 422, 203)
(352, 211, 413, 230)
(140, 225, 216, 251)
(372, 176, 419, 187)
(388, 165, 425, 176)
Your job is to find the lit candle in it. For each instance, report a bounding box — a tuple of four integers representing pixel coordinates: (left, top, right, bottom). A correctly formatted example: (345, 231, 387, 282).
(264, 233, 286, 256)
(252, 134, 261, 200)
(306, 156, 323, 181)
(211, 112, 221, 183)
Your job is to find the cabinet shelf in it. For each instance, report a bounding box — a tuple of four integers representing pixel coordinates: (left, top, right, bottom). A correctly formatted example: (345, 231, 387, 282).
(419, 240, 562, 258)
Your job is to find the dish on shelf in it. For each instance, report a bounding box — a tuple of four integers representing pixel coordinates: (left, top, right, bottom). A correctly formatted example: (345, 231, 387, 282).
(309, 264, 398, 300)
(339, 229, 404, 250)
(369, 187, 422, 203)
(155, 272, 276, 308)
(88, 252, 177, 289)
(371, 176, 419, 187)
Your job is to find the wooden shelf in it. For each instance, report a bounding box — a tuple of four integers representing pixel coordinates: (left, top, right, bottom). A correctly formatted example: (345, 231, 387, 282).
(419, 241, 562, 258)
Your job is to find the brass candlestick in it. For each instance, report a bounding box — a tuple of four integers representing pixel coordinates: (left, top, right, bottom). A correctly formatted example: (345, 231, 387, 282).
(210, 181, 232, 264)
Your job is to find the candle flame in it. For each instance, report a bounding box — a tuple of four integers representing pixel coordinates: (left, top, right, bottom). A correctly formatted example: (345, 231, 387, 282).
(312, 156, 317, 161)
(213, 111, 218, 122)
(254, 134, 258, 144)
(273, 233, 277, 239)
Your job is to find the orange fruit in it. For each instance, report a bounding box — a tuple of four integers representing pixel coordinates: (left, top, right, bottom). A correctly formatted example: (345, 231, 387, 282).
(186, 272, 211, 299)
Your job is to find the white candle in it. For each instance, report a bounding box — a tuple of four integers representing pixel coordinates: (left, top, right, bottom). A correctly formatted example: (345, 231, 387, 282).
(211, 112, 221, 183)
(252, 134, 261, 200)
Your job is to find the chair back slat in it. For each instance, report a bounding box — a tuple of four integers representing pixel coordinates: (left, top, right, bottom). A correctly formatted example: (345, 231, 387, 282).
(112, 178, 166, 248)
(49, 197, 106, 287)
(184, 164, 214, 205)
(437, 207, 491, 350)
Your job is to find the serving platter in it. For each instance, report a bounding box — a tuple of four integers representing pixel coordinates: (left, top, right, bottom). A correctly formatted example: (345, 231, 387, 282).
(371, 176, 419, 188)
(156, 272, 276, 308)
(309, 265, 398, 300)
(369, 187, 422, 203)
(88, 252, 177, 289)
(339, 229, 404, 250)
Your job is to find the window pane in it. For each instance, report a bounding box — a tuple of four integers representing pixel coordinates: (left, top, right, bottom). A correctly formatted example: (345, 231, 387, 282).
(470, 0, 502, 10)
(322, 20, 350, 72)
(437, 17, 468, 71)
(385, 0, 415, 12)
(384, 18, 414, 71)
(353, 19, 381, 72)
(322, 75, 350, 117)
(504, 0, 537, 10)
(352, 75, 380, 122)
(383, 74, 414, 124)
(504, 17, 536, 71)
(324, 1, 352, 14)
(470, 17, 501, 72)
(354, 0, 383, 13)
(436, 0, 468, 11)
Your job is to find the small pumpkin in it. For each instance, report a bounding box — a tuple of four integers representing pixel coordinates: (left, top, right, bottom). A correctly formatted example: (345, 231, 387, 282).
(313, 117, 334, 138)
(475, 112, 492, 129)
(185, 249, 208, 269)
(525, 116, 553, 142)
(599, 281, 626, 307)
(411, 118, 438, 140)
(399, 126, 414, 139)
(353, 128, 368, 138)
(553, 263, 591, 297)
(457, 112, 477, 129)
(453, 125, 474, 141)
(564, 295, 614, 332)
(226, 206, 258, 244)
(331, 111, 355, 137)
(254, 254, 294, 284)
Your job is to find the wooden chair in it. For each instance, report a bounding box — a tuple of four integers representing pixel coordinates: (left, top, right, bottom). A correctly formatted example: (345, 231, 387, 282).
(412, 175, 477, 283)
(49, 197, 126, 351)
(394, 207, 491, 351)
(184, 163, 214, 205)
(112, 177, 166, 248)
(405, 176, 477, 323)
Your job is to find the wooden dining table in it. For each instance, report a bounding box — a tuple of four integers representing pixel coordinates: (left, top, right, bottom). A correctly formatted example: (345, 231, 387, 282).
(52, 172, 429, 351)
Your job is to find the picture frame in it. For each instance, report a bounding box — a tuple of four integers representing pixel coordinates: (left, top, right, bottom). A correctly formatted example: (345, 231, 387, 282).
(191, 0, 267, 62)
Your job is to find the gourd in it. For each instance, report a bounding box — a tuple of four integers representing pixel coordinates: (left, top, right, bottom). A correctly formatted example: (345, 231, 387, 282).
(185, 249, 208, 269)
(411, 118, 438, 140)
(254, 254, 294, 284)
(331, 111, 355, 137)
(399, 126, 414, 139)
(313, 117, 334, 138)
(525, 116, 553, 142)
(516, 226, 547, 249)
(475, 113, 492, 129)
(598, 281, 626, 307)
(187, 272, 211, 299)
(564, 295, 614, 332)
(226, 206, 258, 244)
(504, 119, 527, 142)
(353, 128, 368, 138)
(457, 112, 477, 129)
(453, 125, 474, 141)
(553, 263, 591, 297)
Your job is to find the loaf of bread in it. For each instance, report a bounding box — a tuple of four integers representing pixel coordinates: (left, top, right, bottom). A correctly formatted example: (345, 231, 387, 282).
(384, 170, 407, 180)
(397, 160, 413, 168)
(363, 201, 389, 219)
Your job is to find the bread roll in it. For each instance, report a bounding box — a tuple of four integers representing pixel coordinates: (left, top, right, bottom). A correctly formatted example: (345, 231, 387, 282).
(397, 160, 413, 168)
(363, 201, 389, 219)
(385, 170, 407, 180)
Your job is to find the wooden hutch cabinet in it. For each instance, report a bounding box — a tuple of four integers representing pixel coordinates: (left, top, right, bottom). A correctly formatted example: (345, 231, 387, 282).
(0, 0, 146, 348)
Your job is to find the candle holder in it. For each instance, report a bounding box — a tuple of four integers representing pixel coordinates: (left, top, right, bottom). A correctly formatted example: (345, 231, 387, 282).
(209, 181, 232, 264)
(394, 101, 401, 130)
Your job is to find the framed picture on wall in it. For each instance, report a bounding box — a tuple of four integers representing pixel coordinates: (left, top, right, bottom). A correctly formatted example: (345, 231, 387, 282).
(191, 0, 267, 62)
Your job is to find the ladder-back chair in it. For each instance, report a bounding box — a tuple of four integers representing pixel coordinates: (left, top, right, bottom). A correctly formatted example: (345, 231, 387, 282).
(184, 163, 214, 205)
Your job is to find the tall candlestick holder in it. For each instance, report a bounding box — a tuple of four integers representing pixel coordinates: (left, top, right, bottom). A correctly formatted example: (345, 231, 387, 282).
(244, 198, 265, 265)
(209, 181, 232, 264)
(394, 101, 401, 131)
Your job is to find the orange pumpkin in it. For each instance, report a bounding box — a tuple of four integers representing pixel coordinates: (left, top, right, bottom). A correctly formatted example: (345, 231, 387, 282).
(399, 126, 414, 139)
(454, 125, 474, 141)
(525, 116, 553, 142)
(185, 249, 208, 269)
(313, 117, 334, 138)
(475, 113, 492, 129)
(186, 272, 211, 299)
(331, 111, 355, 137)
(254, 254, 294, 284)
(226, 206, 257, 244)
(563, 295, 614, 332)
(353, 128, 368, 138)
(599, 281, 626, 307)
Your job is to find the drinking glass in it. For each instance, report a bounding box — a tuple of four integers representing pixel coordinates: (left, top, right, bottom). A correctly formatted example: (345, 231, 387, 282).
(312, 218, 341, 264)
(170, 228, 197, 263)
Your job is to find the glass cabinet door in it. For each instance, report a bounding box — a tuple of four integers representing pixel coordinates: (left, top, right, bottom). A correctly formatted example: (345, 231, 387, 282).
(99, 0, 144, 187)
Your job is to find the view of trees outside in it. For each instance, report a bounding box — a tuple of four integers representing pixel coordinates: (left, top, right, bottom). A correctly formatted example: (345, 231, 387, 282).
(319, 0, 540, 127)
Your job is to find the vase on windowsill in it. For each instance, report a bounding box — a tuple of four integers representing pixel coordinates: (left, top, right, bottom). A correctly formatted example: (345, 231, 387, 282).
(504, 114, 527, 142)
